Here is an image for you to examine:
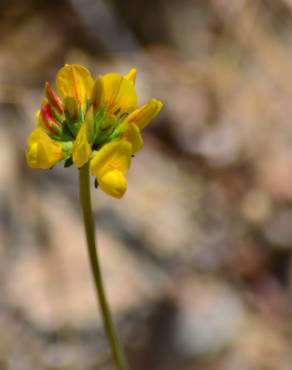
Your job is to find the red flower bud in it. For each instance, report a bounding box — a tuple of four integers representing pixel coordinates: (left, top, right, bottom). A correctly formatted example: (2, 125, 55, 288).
(41, 103, 62, 136)
(45, 82, 64, 116)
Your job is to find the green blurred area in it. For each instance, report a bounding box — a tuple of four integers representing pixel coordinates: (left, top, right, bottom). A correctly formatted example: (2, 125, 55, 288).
(1, 0, 292, 369)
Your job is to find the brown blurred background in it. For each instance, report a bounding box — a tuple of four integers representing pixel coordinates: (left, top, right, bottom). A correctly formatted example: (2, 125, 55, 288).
(2, 0, 292, 369)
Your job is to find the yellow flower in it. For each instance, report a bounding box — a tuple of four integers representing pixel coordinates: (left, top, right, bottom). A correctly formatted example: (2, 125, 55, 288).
(26, 64, 163, 198)
(56, 64, 94, 110)
(92, 72, 138, 115)
(119, 99, 163, 153)
(126, 99, 163, 130)
(90, 141, 132, 198)
(26, 128, 63, 169)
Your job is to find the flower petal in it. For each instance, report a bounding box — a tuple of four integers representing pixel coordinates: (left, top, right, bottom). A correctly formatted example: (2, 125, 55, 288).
(90, 140, 132, 178)
(124, 123, 144, 153)
(127, 99, 163, 130)
(64, 97, 79, 119)
(98, 169, 127, 198)
(124, 68, 137, 85)
(56, 64, 94, 108)
(100, 73, 138, 114)
(72, 122, 92, 167)
(26, 128, 63, 169)
(90, 77, 103, 109)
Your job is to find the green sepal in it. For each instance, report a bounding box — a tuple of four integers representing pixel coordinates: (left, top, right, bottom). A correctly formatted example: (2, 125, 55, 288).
(50, 121, 62, 136)
(84, 106, 95, 144)
(109, 121, 127, 141)
(64, 157, 73, 168)
(51, 106, 65, 125)
(70, 121, 82, 137)
(93, 127, 115, 149)
(60, 123, 74, 141)
(64, 97, 84, 136)
(91, 108, 105, 142)
(109, 131, 122, 141)
(100, 115, 116, 130)
(61, 141, 73, 166)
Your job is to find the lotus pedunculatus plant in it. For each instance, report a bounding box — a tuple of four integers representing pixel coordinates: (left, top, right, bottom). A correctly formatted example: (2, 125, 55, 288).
(25, 64, 163, 370)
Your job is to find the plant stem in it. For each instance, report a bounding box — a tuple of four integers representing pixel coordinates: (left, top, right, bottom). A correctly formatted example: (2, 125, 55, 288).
(79, 162, 130, 370)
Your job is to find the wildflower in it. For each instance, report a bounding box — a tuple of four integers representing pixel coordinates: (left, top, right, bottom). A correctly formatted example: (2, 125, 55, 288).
(90, 140, 132, 198)
(26, 64, 163, 198)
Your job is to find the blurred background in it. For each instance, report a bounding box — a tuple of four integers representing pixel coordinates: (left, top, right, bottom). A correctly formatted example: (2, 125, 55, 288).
(2, 0, 292, 369)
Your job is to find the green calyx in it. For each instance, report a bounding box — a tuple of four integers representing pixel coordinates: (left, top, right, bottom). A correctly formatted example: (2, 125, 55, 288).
(48, 97, 130, 167)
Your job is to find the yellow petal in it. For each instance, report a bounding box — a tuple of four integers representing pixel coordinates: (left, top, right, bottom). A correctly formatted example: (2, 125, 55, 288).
(127, 99, 163, 130)
(98, 169, 127, 198)
(83, 106, 95, 143)
(100, 73, 138, 114)
(64, 97, 80, 120)
(90, 77, 103, 108)
(90, 140, 132, 178)
(56, 64, 94, 108)
(26, 128, 63, 169)
(124, 68, 137, 85)
(124, 123, 144, 153)
(72, 122, 92, 167)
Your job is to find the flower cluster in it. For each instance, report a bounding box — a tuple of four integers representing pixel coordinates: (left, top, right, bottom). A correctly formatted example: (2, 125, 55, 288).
(26, 64, 163, 198)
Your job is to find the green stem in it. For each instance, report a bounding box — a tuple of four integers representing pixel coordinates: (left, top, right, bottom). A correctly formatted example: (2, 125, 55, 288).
(79, 162, 130, 370)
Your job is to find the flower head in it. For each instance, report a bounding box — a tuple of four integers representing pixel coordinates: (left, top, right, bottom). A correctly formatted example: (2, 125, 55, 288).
(26, 64, 163, 198)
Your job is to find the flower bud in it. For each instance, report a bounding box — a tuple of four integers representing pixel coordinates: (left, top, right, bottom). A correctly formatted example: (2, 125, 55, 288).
(45, 82, 64, 116)
(40, 102, 62, 136)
